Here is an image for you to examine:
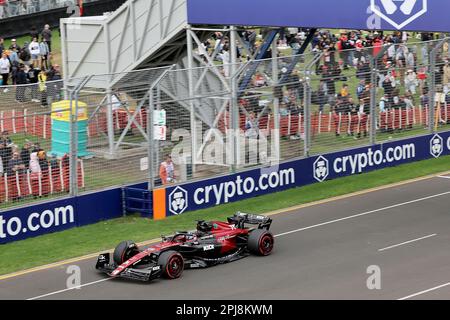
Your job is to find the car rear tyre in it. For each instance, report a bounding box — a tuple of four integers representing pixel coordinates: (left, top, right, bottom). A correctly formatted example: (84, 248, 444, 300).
(158, 250, 184, 279)
(113, 240, 139, 265)
(248, 229, 274, 256)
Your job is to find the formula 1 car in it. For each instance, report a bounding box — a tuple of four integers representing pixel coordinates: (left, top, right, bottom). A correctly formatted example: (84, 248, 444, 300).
(95, 212, 274, 282)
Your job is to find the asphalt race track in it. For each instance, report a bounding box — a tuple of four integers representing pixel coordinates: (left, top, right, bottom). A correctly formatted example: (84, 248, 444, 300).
(1, 174, 450, 300)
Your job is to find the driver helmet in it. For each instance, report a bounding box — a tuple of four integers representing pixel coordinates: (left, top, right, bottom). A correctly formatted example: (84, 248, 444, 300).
(197, 220, 213, 233)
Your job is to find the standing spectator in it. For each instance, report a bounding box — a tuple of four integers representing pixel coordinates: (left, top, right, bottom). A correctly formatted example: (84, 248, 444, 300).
(39, 38, 50, 70)
(0, 52, 11, 90)
(0, 133, 12, 171)
(8, 0, 19, 17)
(0, 0, 6, 19)
(7, 151, 25, 177)
(29, 151, 41, 197)
(27, 64, 40, 102)
(30, 26, 39, 41)
(405, 69, 418, 94)
(9, 39, 21, 52)
(38, 69, 48, 107)
(19, 42, 31, 66)
(159, 155, 175, 185)
(0, 37, 4, 56)
(15, 64, 28, 103)
(41, 24, 52, 53)
(444, 60, 450, 95)
(29, 37, 41, 67)
(20, 141, 33, 170)
(0, 131, 12, 146)
(245, 111, 260, 139)
(47, 64, 62, 103)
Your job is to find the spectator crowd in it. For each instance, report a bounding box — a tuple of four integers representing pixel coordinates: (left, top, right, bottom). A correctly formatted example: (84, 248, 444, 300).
(208, 29, 450, 140)
(0, 23, 63, 107)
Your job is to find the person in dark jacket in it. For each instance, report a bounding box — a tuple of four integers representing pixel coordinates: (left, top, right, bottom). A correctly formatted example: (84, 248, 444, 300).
(27, 64, 40, 102)
(15, 64, 28, 103)
(20, 141, 33, 170)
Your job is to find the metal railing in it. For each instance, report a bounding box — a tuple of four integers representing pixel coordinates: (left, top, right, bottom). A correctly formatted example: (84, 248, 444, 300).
(0, 38, 449, 210)
(0, 0, 100, 19)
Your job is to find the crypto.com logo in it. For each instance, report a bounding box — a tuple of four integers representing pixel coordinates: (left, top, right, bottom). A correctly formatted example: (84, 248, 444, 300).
(313, 156, 329, 183)
(169, 186, 188, 215)
(430, 134, 443, 158)
(370, 0, 428, 30)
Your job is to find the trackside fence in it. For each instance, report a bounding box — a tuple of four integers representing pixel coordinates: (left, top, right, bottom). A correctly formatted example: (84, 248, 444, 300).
(0, 38, 448, 213)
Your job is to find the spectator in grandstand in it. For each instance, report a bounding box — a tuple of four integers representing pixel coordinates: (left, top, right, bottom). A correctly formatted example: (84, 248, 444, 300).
(29, 36, 40, 67)
(15, 63, 27, 103)
(159, 155, 175, 185)
(41, 24, 52, 53)
(0, 0, 6, 19)
(0, 153, 3, 177)
(39, 38, 50, 70)
(0, 52, 11, 90)
(27, 63, 40, 102)
(7, 151, 25, 177)
(0, 37, 4, 56)
(20, 141, 33, 170)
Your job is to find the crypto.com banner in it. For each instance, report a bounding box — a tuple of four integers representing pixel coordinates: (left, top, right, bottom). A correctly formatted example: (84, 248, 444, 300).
(187, 0, 450, 32)
(163, 131, 450, 217)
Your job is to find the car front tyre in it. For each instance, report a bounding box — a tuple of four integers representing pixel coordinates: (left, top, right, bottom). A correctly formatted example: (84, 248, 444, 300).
(158, 250, 185, 279)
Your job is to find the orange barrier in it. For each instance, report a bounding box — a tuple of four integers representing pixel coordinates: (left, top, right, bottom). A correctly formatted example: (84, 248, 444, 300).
(0, 106, 446, 141)
(0, 159, 85, 204)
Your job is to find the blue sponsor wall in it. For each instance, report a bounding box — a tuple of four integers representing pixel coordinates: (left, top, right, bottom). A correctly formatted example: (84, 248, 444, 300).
(165, 131, 450, 216)
(187, 0, 450, 32)
(0, 182, 147, 244)
(0, 131, 449, 244)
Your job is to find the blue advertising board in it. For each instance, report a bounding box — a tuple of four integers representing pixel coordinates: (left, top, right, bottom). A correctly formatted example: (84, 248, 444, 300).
(187, 0, 450, 32)
(0, 182, 148, 244)
(1, 131, 449, 244)
(165, 131, 450, 216)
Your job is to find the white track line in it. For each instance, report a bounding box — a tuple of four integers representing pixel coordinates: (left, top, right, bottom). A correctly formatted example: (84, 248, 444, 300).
(398, 282, 450, 300)
(274, 191, 450, 238)
(28, 190, 450, 300)
(437, 176, 450, 180)
(378, 234, 437, 252)
(27, 278, 111, 300)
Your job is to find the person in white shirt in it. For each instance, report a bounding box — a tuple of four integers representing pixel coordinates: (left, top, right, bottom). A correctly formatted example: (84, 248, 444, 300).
(0, 52, 10, 92)
(405, 69, 418, 94)
(29, 37, 40, 67)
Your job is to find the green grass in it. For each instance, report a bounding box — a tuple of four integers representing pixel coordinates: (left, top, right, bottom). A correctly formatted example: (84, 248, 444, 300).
(0, 155, 449, 275)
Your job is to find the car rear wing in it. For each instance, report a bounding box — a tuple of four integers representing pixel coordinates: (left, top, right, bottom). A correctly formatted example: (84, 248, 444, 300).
(228, 212, 272, 230)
